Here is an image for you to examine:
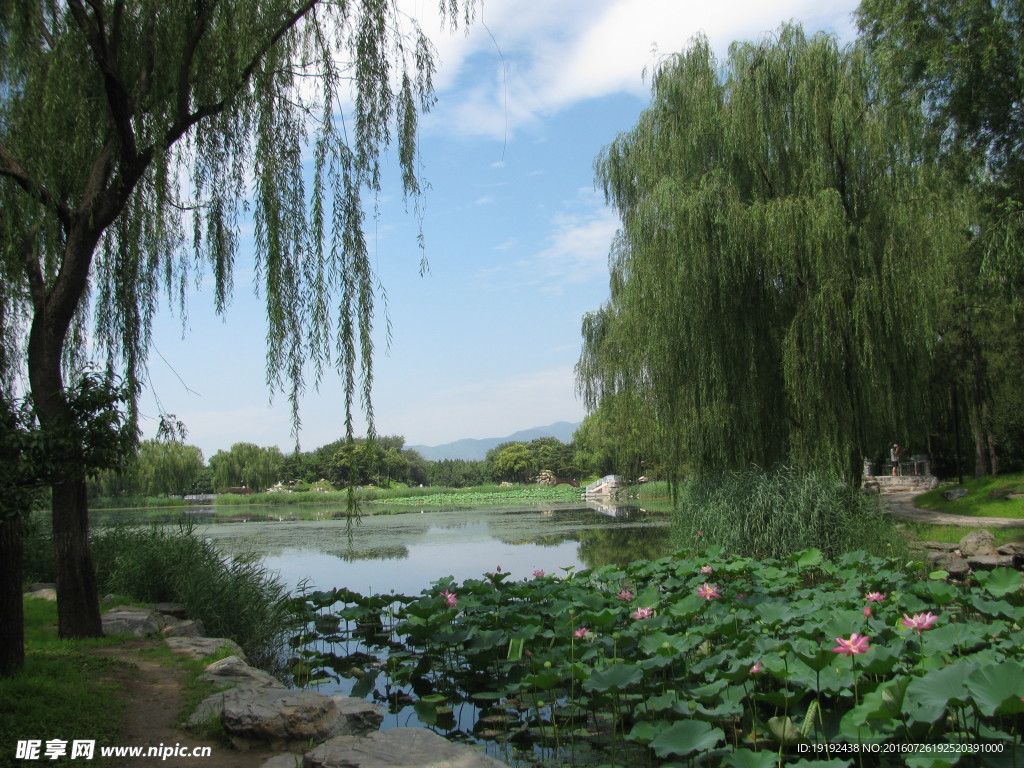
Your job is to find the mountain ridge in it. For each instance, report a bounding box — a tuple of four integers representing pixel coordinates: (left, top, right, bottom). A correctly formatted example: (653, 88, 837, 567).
(408, 421, 580, 461)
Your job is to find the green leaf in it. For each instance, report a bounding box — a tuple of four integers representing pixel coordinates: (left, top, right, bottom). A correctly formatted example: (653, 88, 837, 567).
(905, 659, 978, 723)
(649, 720, 724, 757)
(767, 716, 802, 746)
(625, 721, 663, 744)
(523, 670, 561, 690)
(350, 668, 379, 698)
(792, 548, 824, 568)
(722, 749, 780, 768)
(582, 662, 643, 692)
(966, 661, 1024, 716)
(982, 567, 1024, 598)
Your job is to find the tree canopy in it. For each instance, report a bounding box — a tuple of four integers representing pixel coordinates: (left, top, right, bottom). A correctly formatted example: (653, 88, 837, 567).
(577, 24, 973, 481)
(0, 0, 475, 660)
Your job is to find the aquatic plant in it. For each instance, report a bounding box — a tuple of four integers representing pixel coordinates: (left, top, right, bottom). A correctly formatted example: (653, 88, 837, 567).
(290, 547, 1024, 766)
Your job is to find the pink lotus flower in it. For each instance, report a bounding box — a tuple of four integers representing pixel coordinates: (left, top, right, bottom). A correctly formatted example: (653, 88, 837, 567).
(700, 565, 713, 574)
(865, 592, 886, 602)
(863, 605, 872, 618)
(750, 661, 763, 674)
(532, 569, 545, 578)
(574, 626, 590, 639)
(696, 531, 702, 537)
(696, 582, 721, 600)
(901, 612, 938, 635)
(831, 633, 871, 656)
(616, 589, 634, 601)
(631, 606, 654, 620)
(439, 590, 457, 608)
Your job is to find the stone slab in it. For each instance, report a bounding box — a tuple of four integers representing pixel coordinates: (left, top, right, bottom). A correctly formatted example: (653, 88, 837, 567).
(304, 728, 508, 768)
(102, 606, 162, 637)
(165, 636, 247, 662)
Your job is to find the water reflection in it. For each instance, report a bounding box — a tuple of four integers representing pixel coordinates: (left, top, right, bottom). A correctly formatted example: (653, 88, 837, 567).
(174, 502, 673, 594)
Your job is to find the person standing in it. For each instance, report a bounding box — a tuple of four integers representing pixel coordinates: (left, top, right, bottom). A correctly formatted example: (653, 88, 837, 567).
(890, 443, 901, 476)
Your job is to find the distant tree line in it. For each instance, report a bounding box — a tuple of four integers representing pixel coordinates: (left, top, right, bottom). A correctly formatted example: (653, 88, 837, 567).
(87, 433, 605, 498)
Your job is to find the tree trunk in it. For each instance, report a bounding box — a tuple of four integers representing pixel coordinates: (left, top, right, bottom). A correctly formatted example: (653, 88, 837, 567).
(51, 478, 102, 638)
(0, 515, 25, 678)
(27, 230, 106, 640)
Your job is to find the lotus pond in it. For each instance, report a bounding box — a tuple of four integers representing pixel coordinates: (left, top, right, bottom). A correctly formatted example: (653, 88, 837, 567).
(286, 544, 1024, 768)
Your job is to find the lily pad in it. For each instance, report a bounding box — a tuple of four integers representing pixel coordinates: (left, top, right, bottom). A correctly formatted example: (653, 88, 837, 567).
(649, 720, 724, 757)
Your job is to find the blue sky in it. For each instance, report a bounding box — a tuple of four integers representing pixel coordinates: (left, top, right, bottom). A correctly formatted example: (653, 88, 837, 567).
(139, 0, 860, 459)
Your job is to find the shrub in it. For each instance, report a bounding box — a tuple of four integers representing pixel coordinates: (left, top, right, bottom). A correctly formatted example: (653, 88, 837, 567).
(671, 466, 905, 560)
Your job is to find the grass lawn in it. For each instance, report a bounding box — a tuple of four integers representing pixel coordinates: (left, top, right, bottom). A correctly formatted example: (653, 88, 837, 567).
(0, 599, 126, 768)
(913, 471, 1024, 519)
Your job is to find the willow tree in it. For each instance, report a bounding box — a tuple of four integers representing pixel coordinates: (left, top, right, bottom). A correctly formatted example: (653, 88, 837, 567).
(0, 0, 475, 657)
(577, 24, 971, 482)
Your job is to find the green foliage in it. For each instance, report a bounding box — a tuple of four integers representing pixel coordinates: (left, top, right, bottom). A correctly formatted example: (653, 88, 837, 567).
(426, 458, 490, 488)
(0, 600, 124, 764)
(133, 439, 205, 496)
(293, 548, 1024, 764)
(359, 483, 582, 506)
(578, 24, 971, 481)
(490, 443, 537, 483)
(671, 467, 906, 561)
(208, 442, 284, 493)
(89, 524, 296, 671)
(856, 0, 1024, 194)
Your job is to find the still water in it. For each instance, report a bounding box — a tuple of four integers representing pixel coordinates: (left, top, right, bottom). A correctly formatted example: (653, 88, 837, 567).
(193, 502, 673, 595)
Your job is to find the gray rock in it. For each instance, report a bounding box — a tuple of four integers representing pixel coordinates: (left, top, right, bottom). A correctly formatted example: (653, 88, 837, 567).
(220, 688, 343, 749)
(939, 555, 971, 578)
(959, 529, 998, 557)
(25, 588, 57, 601)
(943, 488, 969, 501)
(102, 606, 162, 637)
(165, 636, 247, 662)
(328, 697, 384, 737)
(162, 617, 207, 638)
(989, 488, 1015, 500)
(28, 582, 56, 592)
(155, 601, 189, 618)
(304, 728, 508, 768)
(199, 655, 283, 691)
(967, 555, 1016, 571)
(260, 755, 304, 768)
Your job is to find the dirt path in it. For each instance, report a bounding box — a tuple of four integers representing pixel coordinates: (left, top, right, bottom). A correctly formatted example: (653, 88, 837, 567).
(880, 491, 1024, 528)
(93, 642, 278, 768)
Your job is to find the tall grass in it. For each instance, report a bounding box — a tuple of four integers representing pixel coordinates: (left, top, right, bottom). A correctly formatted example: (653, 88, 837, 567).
(672, 466, 906, 561)
(22, 519, 295, 672)
(91, 523, 296, 671)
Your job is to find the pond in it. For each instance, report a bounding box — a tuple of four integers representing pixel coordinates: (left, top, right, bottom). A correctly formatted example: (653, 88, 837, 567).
(191, 501, 675, 765)
(192, 501, 673, 593)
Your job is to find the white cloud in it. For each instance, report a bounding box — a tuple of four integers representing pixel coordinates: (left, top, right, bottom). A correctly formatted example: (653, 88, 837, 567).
(476, 191, 620, 295)
(475, 195, 495, 205)
(410, 0, 859, 139)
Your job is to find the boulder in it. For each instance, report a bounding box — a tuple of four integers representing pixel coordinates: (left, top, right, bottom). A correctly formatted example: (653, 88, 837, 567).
(967, 555, 1016, 572)
(959, 529, 998, 558)
(102, 606, 162, 637)
(199, 656, 283, 691)
(219, 689, 380, 750)
(304, 728, 508, 768)
(162, 617, 207, 638)
(939, 555, 971, 578)
(259, 755, 304, 768)
(25, 587, 57, 601)
(165, 636, 247, 662)
(942, 488, 969, 501)
(155, 601, 189, 618)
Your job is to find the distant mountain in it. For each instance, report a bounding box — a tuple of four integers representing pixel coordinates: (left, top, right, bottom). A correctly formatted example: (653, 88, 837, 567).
(407, 421, 580, 461)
